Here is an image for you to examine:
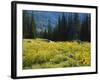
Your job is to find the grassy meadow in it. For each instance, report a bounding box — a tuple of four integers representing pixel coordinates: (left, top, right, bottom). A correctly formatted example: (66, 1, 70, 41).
(23, 38, 91, 69)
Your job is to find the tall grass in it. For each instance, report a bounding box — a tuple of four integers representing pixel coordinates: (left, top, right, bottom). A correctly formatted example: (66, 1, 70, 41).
(23, 39, 91, 69)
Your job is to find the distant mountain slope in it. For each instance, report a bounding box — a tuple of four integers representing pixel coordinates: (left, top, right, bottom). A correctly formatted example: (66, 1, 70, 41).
(29, 11, 89, 32)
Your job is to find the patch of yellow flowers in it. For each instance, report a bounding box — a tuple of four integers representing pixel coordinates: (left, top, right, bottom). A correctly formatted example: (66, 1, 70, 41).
(23, 39, 91, 69)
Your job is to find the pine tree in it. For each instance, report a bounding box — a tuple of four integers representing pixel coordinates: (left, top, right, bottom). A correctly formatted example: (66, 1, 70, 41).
(67, 13, 74, 40)
(57, 16, 62, 40)
(47, 19, 52, 40)
(31, 11, 36, 38)
(23, 10, 31, 38)
(43, 28, 48, 39)
(60, 13, 67, 41)
(80, 14, 91, 42)
(87, 14, 91, 42)
(73, 13, 81, 40)
(23, 10, 27, 38)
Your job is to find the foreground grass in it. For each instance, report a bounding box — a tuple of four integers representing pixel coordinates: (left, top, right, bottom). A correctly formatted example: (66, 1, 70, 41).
(23, 38, 91, 69)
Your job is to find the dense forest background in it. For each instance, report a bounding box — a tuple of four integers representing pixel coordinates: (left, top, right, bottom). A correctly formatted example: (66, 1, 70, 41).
(23, 10, 91, 42)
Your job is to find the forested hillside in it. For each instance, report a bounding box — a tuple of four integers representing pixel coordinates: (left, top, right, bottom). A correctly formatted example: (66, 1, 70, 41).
(23, 10, 91, 42)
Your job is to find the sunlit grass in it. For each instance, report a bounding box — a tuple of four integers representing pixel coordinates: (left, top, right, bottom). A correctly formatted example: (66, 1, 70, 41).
(23, 38, 91, 69)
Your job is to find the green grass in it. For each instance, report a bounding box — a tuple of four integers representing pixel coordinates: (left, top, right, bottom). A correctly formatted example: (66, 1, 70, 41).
(23, 38, 91, 69)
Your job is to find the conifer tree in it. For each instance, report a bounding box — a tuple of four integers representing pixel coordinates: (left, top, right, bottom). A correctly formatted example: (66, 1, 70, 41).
(47, 19, 52, 40)
(73, 13, 81, 40)
(80, 14, 91, 42)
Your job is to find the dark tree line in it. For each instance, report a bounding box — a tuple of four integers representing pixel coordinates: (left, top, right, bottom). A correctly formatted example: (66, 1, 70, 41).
(23, 11, 91, 42)
(42, 13, 91, 42)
